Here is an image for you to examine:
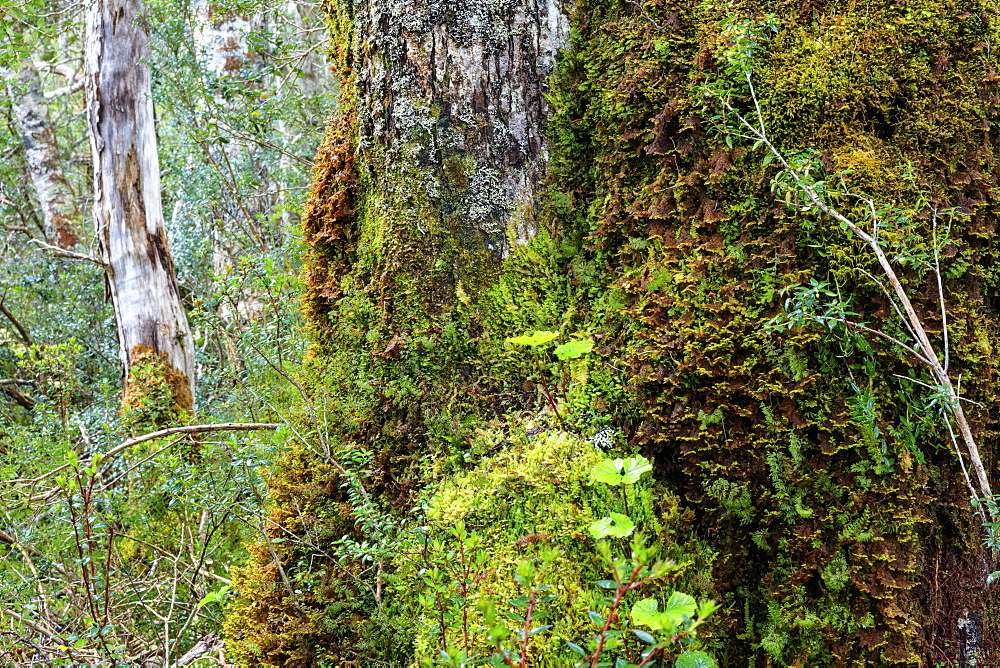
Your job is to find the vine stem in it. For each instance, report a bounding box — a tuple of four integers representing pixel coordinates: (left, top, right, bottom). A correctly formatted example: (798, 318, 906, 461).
(587, 562, 650, 668)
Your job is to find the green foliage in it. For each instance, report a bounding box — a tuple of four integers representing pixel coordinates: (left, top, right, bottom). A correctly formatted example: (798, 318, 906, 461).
(591, 456, 653, 486)
(554, 338, 594, 360)
(589, 512, 636, 540)
(505, 331, 559, 347)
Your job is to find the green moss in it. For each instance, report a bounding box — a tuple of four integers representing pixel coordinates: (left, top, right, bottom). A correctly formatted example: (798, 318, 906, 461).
(228, 0, 1000, 664)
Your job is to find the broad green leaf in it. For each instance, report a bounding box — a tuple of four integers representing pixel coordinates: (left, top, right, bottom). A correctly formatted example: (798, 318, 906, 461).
(587, 610, 604, 626)
(591, 458, 626, 485)
(589, 512, 635, 539)
(554, 338, 593, 360)
(566, 642, 587, 656)
(619, 456, 652, 484)
(630, 597, 667, 630)
(506, 331, 558, 347)
(591, 456, 652, 486)
(632, 591, 697, 631)
(662, 591, 697, 625)
(675, 650, 717, 668)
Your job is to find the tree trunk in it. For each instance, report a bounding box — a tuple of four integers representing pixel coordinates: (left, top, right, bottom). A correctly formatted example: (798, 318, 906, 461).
(85, 0, 194, 410)
(229, 0, 1000, 665)
(7, 59, 79, 249)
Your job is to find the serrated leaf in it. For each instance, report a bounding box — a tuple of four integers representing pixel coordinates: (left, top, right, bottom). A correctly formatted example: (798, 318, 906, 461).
(506, 331, 558, 347)
(630, 597, 665, 630)
(697, 599, 720, 619)
(675, 650, 717, 668)
(554, 338, 593, 360)
(662, 591, 697, 624)
(591, 458, 626, 485)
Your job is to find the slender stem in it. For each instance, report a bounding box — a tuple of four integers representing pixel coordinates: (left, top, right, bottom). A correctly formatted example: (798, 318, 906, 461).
(520, 588, 538, 667)
(636, 646, 664, 668)
(533, 357, 563, 422)
(722, 82, 994, 509)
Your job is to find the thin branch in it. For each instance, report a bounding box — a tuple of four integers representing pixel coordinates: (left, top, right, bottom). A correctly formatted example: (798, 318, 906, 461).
(933, 211, 950, 374)
(723, 77, 994, 506)
(0, 296, 32, 344)
(28, 239, 106, 266)
(9, 423, 278, 502)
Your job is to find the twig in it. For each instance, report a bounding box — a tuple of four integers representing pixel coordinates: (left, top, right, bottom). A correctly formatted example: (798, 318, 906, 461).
(11, 422, 278, 496)
(28, 238, 106, 266)
(0, 295, 32, 344)
(719, 79, 995, 509)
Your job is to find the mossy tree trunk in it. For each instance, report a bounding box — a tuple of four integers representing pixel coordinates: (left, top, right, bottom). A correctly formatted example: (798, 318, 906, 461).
(86, 0, 194, 411)
(229, 0, 1000, 665)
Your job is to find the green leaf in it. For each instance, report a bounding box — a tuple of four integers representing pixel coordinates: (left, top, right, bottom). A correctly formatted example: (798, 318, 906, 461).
(633, 629, 657, 644)
(590, 456, 652, 486)
(567, 642, 587, 656)
(619, 456, 652, 484)
(631, 591, 697, 631)
(589, 513, 635, 539)
(506, 331, 558, 347)
(662, 591, 697, 624)
(587, 610, 604, 626)
(630, 597, 666, 630)
(591, 458, 626, 485)
(675, 650, 717, 668)
(554, 338, 593, 360)
(528, 624, 552, 636)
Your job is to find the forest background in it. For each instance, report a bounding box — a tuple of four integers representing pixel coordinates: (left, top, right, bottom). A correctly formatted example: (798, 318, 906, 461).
(0, 0, 332, 664)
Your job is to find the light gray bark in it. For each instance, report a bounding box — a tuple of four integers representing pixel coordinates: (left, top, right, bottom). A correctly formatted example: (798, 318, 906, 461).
(350, 0, 571, 255)
(85, 0, 194, 407)
(7, 60, 79, 248)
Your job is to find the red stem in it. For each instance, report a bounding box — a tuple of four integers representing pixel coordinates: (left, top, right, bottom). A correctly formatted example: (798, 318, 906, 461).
(533, 358, 563, 422)
(520, 588, 538, 667)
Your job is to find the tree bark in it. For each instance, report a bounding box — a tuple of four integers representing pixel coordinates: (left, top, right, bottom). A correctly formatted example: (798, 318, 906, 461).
(7, 59, 79, 249)
(352, 0, 571, 256)
(85, 0, 194, 409)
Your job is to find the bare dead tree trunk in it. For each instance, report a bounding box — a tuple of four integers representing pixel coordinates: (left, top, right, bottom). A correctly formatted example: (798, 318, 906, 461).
(6, 60, 79, 249)
(85, 0, 195, 409)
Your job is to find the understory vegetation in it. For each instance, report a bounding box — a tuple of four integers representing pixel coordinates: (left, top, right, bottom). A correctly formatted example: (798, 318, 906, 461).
(4, 0, 1000, 666)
